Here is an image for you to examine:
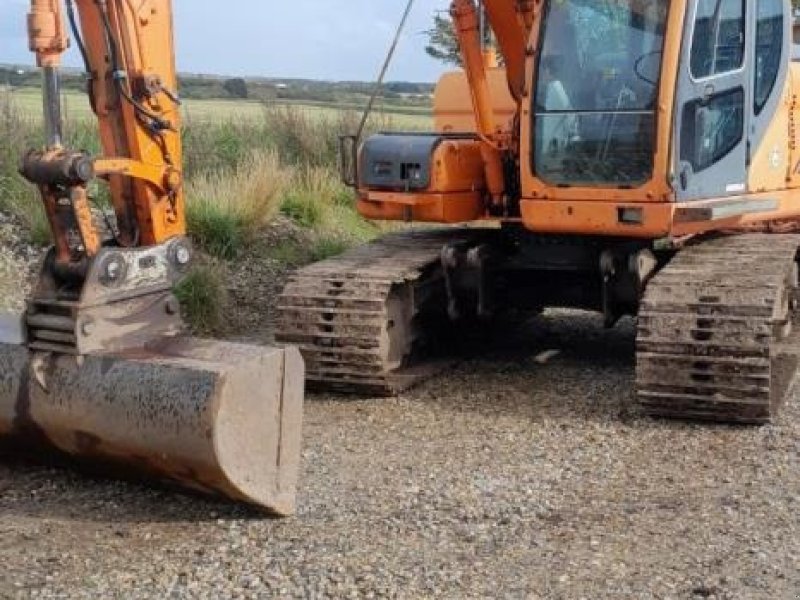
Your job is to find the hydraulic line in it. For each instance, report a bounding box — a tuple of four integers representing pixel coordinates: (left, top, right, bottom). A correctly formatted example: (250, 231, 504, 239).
(65, 0, 91, 75)
(95, 0, 172, 131)
(354, 0, 415, 145)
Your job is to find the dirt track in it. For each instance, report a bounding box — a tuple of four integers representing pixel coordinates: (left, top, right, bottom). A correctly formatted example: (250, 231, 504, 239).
(2, 311, 800, 599)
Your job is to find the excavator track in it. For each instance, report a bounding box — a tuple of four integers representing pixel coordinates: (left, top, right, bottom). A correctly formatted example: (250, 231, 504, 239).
(276, 229, 478, 395)
(636, 233, 800, 424)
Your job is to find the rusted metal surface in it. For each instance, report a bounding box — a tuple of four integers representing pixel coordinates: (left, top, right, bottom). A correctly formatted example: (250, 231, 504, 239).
(276, 229, 476, 395)
(636, 233, 800, 424)
(0, 337, 305, 515)
(27, 291, 183, 356)
(27, 238, 191, 355)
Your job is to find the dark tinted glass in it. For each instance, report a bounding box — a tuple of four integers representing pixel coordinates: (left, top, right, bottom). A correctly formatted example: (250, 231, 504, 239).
(754, 0, 783, 114)
(680, 88, 744, 172)
(690, 0, 745, 79)
(533, 0, 668, 186)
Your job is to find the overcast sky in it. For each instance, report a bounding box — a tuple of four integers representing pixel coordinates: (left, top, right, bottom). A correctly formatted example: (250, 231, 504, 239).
(0, 0, 452, 82)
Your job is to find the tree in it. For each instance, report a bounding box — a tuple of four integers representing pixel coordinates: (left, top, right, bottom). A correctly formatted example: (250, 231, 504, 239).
(223, 78, 248, 99)
(424, 13, 463, 67)
(424, 11, 499, 68)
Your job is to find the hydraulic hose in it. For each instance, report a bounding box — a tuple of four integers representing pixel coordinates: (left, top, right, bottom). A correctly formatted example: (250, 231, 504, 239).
(65, 0, 91, 75)
(95, 0, 172, 131)
(355, 0, 415, 144)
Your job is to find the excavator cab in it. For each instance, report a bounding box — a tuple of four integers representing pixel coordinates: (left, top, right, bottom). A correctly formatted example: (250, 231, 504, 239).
(355, 0, 796, 237)
(525, 0, 794, 234)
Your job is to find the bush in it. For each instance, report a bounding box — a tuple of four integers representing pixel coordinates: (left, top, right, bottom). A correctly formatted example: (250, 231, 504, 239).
(173, 263, 228, 334)
(186, 150, 286, 259)
(310, 235, 349, 261)
(223, 78, 248, 99)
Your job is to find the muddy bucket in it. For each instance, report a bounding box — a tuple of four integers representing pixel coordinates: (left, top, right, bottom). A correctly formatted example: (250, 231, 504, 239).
(0, 314, 304, 516)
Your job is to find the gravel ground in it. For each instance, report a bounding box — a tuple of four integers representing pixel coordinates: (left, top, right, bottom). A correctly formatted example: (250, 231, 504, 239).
(222, 216, 310, 342)
(0, 211, 40, 312)
(1, 208, 799, 598)
(2, 309, 800, 599)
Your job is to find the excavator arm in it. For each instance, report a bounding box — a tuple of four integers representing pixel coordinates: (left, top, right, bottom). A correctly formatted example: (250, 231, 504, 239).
(0, 0, 304, 514)
(447, 0, 537, 207)
(25, 0, 184, 252)
(18, 0, 194, 356)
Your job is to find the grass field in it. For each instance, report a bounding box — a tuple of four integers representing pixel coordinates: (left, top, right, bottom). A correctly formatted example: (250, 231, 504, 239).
(6, 87, 432, 129)
(0, 83, 419, 331)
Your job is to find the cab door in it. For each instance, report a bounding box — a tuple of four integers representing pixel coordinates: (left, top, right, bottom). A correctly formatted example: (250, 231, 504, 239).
(674, 0, 750, 201)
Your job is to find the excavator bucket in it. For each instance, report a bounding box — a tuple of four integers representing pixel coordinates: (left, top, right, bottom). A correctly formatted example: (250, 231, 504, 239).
(0, 313, 304, 516)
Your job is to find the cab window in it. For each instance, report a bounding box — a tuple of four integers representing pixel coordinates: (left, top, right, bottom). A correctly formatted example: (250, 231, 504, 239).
(680, 88, 744, 172)
(690, 0, 745, 79)
(754, 0, 783, 114)
(532, 0, 668, 187)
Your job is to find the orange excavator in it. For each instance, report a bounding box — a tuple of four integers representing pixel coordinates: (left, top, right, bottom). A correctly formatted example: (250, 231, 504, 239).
(4, 0, 800, 511)
(279, 0, 800, 423)
(0, 0, 303, 514)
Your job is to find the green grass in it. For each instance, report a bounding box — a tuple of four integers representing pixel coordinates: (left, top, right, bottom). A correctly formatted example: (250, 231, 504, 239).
(0, 93, 51, 245)
(173, 264, 228, 334)
(0, 87, 401, 331)
(310, 236, 350, 262)
(7, 87, 432, 130)
(186, 150, 286, 259)
(280, 193, 323, 228)
(264, 240, 307, 266)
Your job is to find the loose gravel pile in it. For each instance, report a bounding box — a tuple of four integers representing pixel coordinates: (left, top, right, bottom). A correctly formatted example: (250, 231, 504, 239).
(1, 311, 799, 599)
(222, 216, 310, 342)
(0, 211, 40, 313)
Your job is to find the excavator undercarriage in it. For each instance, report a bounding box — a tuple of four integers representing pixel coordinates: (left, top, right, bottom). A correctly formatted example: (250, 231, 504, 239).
(278, 228, 800, 425)
(277, 230, 465, 394)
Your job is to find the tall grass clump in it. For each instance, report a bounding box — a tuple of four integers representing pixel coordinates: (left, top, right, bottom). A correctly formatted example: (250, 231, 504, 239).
(183, 104, 388, 263)
(279, 165, 383, 261)
(0, 89, 103, 245)
(0, 91, 48, 242)
(182, 119, 266, 178)
(279, 166, 339, 227)
(186, 149, 287, 259)
(261, 104, 354, 168)
(263, 104, 399, 260)
(173, 263, 227, 334)
(261, 103, 396, 168)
